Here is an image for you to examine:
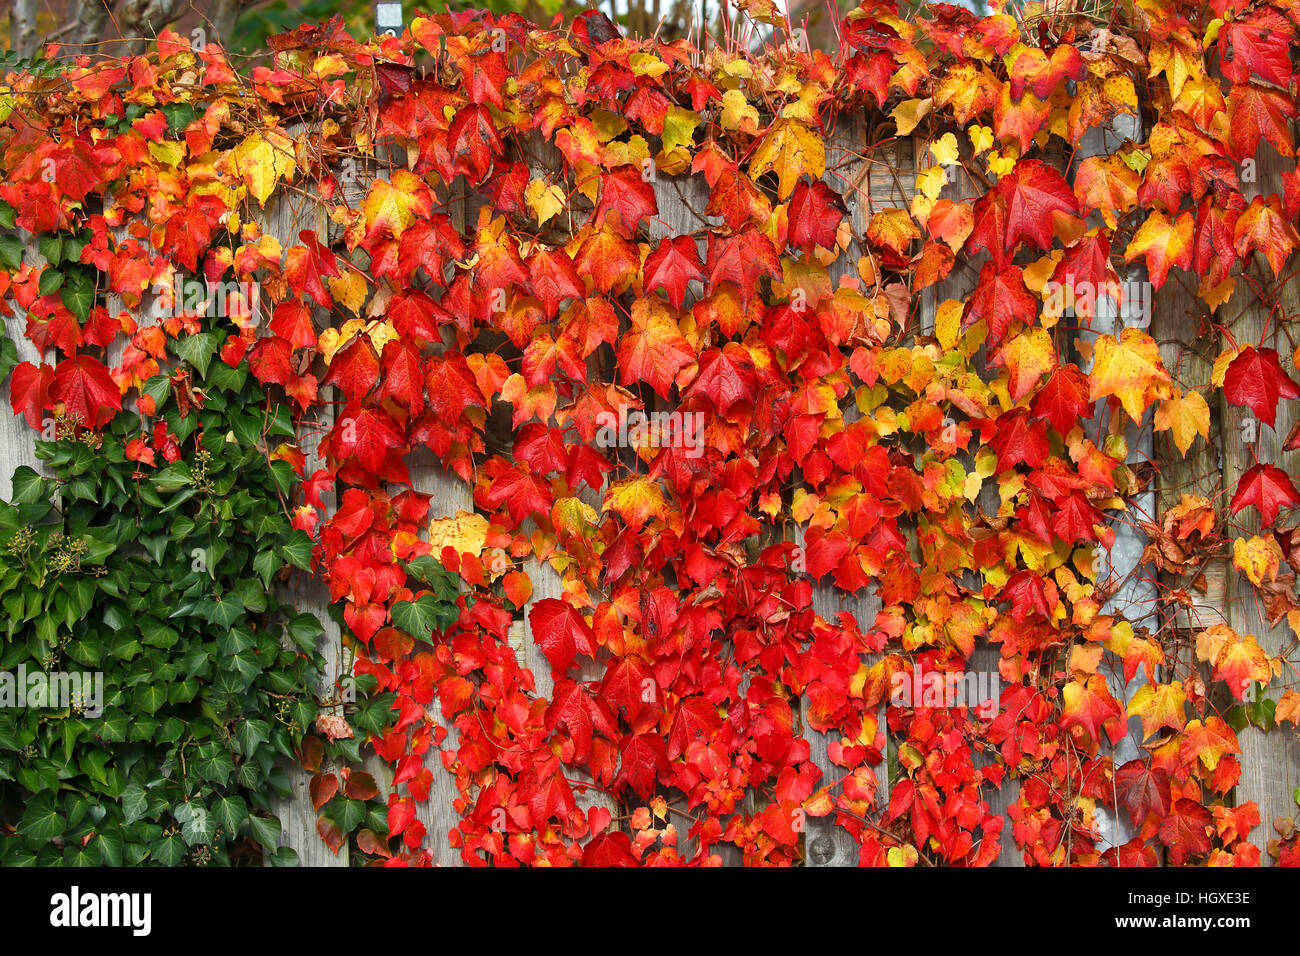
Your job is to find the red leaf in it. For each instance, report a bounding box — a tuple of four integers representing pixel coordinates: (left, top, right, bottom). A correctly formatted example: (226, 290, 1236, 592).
(310, 772, 339, 811)
(613, 733, 669, 798)
(1114, 759, 1171, 828)
(582, 831, 638, 866)
(963, 262, 1036, 346)
(1230, 463, 1300, 529)
(594, 165, 657, 237)
(9, 361, 54, 429)
(1224, 346, 1300, 428)
(1158, 798, 1213, 865)
(643, 235, 703, 309)
(1031, 365, 1092, 437)
(50, 354, 121, 429)
(787, 180, 846, 251)
(528, 599, 598, 675)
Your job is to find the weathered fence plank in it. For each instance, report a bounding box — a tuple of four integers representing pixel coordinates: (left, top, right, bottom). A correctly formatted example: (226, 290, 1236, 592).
(1222, 148, 1300, 864)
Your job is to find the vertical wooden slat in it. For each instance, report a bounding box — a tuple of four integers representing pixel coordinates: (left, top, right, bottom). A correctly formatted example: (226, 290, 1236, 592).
(789, 119, 908, 866)
(1221, 147, 1300, 864)
(1073, 117, 1155, 857)
(1, 264, 43, 501)
(262, 175, 352, 866)
(402, 159, 469, 866)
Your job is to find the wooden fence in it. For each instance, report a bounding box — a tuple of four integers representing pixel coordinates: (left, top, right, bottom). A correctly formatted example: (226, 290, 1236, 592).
(3, 115, 1297, 866)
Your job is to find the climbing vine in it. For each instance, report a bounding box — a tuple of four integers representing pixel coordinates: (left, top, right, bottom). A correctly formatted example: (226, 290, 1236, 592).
(2, 0, 1300, 866)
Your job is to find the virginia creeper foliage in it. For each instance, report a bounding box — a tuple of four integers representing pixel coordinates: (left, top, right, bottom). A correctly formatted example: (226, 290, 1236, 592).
(3, 0, 1300, 866)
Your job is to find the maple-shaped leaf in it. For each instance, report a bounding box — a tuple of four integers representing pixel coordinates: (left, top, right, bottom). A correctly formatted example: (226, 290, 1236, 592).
(528, 598, 598, 674)
(323, 335, 379, 403)
(376, 339, 425, 415)
(360, 170, 431, 245)
(642, 235, 703, 309)
(546, 678, 618, 764)
(9, 360, 54, 429)
(593, 165, 658, 237)
(748, 118, 825, 199)
(1126, 681, 1187, 740)
(1114, 759, 1171, 828)
(573, 220, 640, 293)
(667, 695, 721, 760)
(332, 404, 404, 473)
(616, 298, 693, 398)
(613, 733, 669, 798)
(1233, 195, 1300, 277)
(51, 354, 120, 429)
(603, 476, 668, 532)
(476, 459, 553, 525)
(1123, 209, 1193, 289)
(1050, 232, 1117, 321)
(1153, 389, 1210, 455)
(988, 410, 1049, 471)
(471, 214, 530, 296)
(1226, 82, 1297, 163)
(581, 831, 638, 866)
(1089, 328, 1171, 423)
(1223, 346, 1300, 428)
(1217, 9, 1293, 88)
(682, 342, 757, 416)
(387, 289, 453, 344)
(397, 215, 467, 285)
(964, 262, 1036, 347)
(269, 299, 318, 349)
(1230, 463, 1300, 528)
(514, 422, 570, 475)
(995, 327, 1057, 403)
(1061, 673, 1125, 747)
(1196, 625, 1272, 700)
(529, 248, 584, 318)
(1031, 364, 1092, 436)
(787, 180, 846, 251)
(447, 104, 503, 181)
(997, 159, 1079, 256)
(1159, 798, 1213, 865)
(527, 768, 576, 828)
(704, 230, 781, 305)
(228, 128, 296, 207)
(284, 231, 339, 310)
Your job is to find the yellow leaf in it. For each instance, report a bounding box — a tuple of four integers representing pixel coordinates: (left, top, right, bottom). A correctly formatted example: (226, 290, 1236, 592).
(916, 165, 947, 201)
(720, 89, 759, 134)
(328, 269, 368, 314)
(1127, 681, 1187, 739)
(429, 511, 489, 557)
(1211, 346, 1242, 388)
(891, 97, 932, 136)
(604, 476, 668, 532)
(935, 299, 964, 351)
(525, 178, 566, 226)
(362, 171, 422, 240)
(628, 52, 668, 77)
(661, 106, 700, 154)
(228, 129, 296, 207)
(999, 327, 1057, 402)
(1233, 535, 1282, 587)
(929, 132, 959, 167)
(147, 140, 186, 167)
(866, 209, 920, 255)
(1089, 328, 1172, 422)
(748, 118, 825, 200)
(1153, 389, 1209, 455)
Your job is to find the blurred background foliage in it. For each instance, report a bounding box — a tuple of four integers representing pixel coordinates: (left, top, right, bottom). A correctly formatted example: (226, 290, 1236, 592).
(2, 0, 988, 64)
